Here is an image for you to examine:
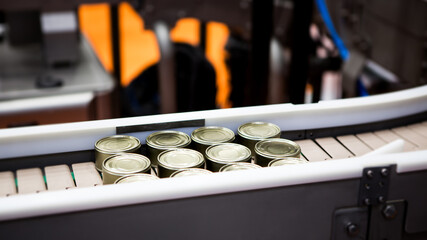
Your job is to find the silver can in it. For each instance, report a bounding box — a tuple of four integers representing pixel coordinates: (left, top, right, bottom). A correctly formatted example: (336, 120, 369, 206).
(170, 168, 213, 178)
(102, 153, 151, 184)
(191, 126, 235, 155)
(114, 173, 159, 184)
(95, 135, 141, 172)
(146, 131, 191, 167)
(268, 157, 308, 167)
(255, 138, 301, 167)
(205, 143, 252, 172)
(219, 162, 262, 172)
(157, 148, 205, 178)
(237, 122, 281, 156)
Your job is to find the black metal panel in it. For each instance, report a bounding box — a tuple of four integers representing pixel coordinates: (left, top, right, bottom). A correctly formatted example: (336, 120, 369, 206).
(0, 150, 93, 172)
(302, 111, 427, 139)
(368, 200, 405, 240)
(249, 0, 273, 106)
(287, 0, 313, 104)
(0, 179, 359, 240)
(116, 119, 205, 134)
(388, 169, 427, 234)
(332, 207, 369, 240)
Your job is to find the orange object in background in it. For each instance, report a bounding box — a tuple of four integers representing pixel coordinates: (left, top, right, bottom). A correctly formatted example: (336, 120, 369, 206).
(79, 3, 231, 109)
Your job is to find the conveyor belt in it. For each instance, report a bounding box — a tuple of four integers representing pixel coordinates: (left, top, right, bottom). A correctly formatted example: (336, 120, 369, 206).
(0, 163, 102, 197)
(1, 121, 426, 198)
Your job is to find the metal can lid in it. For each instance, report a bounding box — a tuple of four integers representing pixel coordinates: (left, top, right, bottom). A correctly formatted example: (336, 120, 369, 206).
(146, 131, 191, 149)
(114, 173, 159, 184)
(158, 148, 204, 170)
(103, 153, 151, 176)
(205, 143, 251, 164)
(95, 135, 141, 153)
(255, 138, 301, 158)
(191, 126, 235, 145)
(219, 162, 262, 172)
(238, 122, 281, 140)
(268, 157, 308, 167)
(170, 168, 213, 178)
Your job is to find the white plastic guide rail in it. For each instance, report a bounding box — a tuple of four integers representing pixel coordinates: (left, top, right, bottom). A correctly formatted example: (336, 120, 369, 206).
(0, 150, 426, 222)
(0, 85, 427, 160)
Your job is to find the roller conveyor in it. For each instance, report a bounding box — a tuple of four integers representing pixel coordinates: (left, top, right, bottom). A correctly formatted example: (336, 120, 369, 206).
(0, 85, 427, 239)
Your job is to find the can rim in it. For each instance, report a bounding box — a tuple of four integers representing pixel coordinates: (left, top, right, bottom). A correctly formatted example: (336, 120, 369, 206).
(95, 135, 141, 154)
(146, 131, 191, 148)
(219, 162, 262, 172)
(114, 173, 159, 184)
(255, 138, 301, 158)
(102, 153, 151, 176)
(158, 148, 205, 170)
(170, 168, 213, 177)
(268, 157, 308, 167)
(191, 126, 235, 145)
(205, 143, 252, 164)
(237, 122, 281, 140)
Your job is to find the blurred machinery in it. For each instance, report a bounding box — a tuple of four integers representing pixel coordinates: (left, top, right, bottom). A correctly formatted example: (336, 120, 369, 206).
(0, 1, 116, 128)
(0, 0, 426, 125)
(0, 1, 427, 239)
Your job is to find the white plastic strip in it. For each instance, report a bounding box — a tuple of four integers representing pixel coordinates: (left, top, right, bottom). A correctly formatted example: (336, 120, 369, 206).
(363, 139, 404, 156)
(0, 150, 426, 221)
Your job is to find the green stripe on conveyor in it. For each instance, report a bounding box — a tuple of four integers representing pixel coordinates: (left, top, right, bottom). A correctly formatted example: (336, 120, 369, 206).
(71, 171, 75, 181)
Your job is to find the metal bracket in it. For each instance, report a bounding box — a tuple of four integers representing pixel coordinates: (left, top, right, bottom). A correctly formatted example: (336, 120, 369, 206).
(368, 200, 405, 240)
(332, 207, 369, 240)
(358, 166, 391, 206)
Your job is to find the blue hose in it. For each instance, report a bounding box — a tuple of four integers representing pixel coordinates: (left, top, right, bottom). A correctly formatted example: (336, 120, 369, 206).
(315, 0, 350, 61)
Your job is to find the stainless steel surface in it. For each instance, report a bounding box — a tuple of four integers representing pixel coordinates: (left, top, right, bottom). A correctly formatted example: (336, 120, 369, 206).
(170, 168, 212, 178)
(102, 153, 151, 184)
(146, 130, 191, 167)
(95, 135, 141, 172)
(115, 173, 159, 184)
(157, 148, 204, 178)
(237, 122, 281, 156)
(205, 143, 251, 172)
(254, 138, 301, 167)
(219, 162, 261, 172)
(191, 126, 235, 155)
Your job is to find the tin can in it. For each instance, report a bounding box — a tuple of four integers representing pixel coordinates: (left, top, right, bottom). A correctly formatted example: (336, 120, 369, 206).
(157, 148, 205, 178)
(95, 135, 141, 172)
(146, 131, 191, 167)
(102, 153, 151, 184)
(255, 138, 301, 167)
(205, 143, 252, 172)
(114, 173, 159, 184)
(219, 162, 262, 172)
(191, 126, 235, 155)
(237, 122, 281, 157)
(268, 157, 308, 167)
(170, 168, 213, 178)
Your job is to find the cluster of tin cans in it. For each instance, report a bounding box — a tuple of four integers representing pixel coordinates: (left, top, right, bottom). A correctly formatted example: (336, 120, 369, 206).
(95, 122, 307, 185)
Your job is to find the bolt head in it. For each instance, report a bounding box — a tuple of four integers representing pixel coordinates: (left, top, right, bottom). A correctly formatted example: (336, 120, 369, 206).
(364, 198, 371, 205)
(347, 223, 359, 236)
(381, 168, 389, 177)
(383, 204, 397, 219)
(366, 170, 374, 178)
